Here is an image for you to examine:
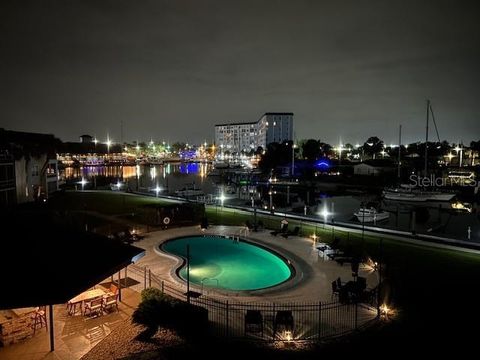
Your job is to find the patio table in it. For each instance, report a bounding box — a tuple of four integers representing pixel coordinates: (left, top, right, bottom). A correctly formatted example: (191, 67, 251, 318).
(68, 289, 106, 315)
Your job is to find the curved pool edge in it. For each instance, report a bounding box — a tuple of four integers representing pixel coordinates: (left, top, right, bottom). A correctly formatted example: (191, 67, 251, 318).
(154, 234, 303, 296)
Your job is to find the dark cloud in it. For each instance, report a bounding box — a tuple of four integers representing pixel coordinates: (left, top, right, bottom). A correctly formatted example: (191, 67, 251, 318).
(1, 0, 479, 145)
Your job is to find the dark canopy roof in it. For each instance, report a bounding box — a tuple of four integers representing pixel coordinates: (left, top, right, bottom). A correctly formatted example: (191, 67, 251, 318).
(0, 206, 144, 309)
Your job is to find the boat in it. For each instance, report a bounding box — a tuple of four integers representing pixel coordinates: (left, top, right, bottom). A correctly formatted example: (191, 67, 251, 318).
(451, 201, 473, 213)
(383, 185, 456, 202)
(354, 207, 390, 223)
(446, 169, 476, 186)
(110, 181, 126, 191)
(382, 100, 456, 202)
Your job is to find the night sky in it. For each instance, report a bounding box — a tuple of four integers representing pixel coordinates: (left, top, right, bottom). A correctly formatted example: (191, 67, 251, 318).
(1, 0, 479, 145)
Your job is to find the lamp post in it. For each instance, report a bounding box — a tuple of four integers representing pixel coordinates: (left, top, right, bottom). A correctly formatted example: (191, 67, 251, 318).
(269, 188, 276, 214)
(321, 206, 328, 229)
(455, 145, 463, 167)
(79, 178, 88, 191)
(291, 143, 297, 177)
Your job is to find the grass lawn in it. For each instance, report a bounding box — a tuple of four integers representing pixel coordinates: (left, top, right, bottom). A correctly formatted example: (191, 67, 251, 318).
(206, 205, 480, 351)
(46, 192, 479, 352)
(48, 190, 176, 215)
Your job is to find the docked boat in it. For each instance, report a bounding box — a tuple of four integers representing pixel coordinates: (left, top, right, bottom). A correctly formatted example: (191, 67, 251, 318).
(383, 101, 456, 203)
(383, 185, 456, 202)
(110, 181, 126, 191)
(354, 207, 390, 223)
(451, 201, 473, 213)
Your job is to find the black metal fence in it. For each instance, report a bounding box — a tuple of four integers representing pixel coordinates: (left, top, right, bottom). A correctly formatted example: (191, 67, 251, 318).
(127, 264, 379, 342)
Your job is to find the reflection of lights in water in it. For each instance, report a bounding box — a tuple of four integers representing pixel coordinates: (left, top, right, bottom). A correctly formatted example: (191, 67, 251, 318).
(179, 162, 199, 174)
(150, 166, 157, 180)
(122, 166, 137, 179)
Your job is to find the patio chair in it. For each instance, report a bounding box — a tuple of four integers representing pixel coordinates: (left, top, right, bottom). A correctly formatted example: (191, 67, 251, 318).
(281, 226, 300, 238)
(102, 293, 119, 313)
(84, 297, 103, 317)
(270, 223, 288, 236)
(67, 300, 82, 316)
(331, 280, 340, 300)
(245, 310, 263, 337)
(31, 306, 47, 334)
(106, 284, 118, 296)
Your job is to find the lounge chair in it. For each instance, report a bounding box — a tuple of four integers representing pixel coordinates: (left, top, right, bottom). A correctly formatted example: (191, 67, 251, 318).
(281, 226, 300, 238)
(270, 223, 288, 236)
(245, 310, 263, 337)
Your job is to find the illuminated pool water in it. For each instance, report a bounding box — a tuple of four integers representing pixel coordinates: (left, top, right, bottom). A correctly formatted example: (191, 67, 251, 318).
(161, 236, 293, 291)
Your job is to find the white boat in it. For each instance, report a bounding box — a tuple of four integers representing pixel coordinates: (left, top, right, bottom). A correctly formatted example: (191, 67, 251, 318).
(383, 100, 456, 203)
(110, 181, 126, 191)
(354, 207, 390, 223)
(451, 201, 473, 213)
(383, 185, 456, 202)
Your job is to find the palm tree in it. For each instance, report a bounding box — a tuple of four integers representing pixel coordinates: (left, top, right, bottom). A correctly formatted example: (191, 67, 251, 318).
(363, 136, 384, 159)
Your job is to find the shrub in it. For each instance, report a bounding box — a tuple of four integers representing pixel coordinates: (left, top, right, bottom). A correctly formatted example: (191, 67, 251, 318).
(132, 287, 209, 340)
(140, 287, 164, 302)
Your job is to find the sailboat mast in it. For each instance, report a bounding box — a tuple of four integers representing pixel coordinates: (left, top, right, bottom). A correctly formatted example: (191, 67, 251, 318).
(398, 124, 402, 179)
(424, 99, 430, 176)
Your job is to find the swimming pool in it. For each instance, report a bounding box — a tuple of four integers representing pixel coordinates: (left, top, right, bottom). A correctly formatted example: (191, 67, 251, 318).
(161, 235, 293, 291)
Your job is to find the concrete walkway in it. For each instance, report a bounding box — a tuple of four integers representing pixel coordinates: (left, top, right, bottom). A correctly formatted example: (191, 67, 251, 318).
(0, 289, 140, 360)
(133, 225, 379, 303)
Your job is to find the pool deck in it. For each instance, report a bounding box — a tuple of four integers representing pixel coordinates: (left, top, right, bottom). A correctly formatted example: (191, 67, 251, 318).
(133, 225, 379, 303)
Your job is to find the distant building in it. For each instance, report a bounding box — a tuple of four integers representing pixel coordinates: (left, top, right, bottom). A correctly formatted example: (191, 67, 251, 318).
(0, 129, 60, 204)
(256, 113, 293, 149)
(79, 134, 93, 143)
(215, 112, 293, 153)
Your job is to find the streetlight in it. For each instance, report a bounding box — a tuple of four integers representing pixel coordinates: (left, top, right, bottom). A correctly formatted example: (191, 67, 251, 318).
(455, 145, 463, 167)
(78, 178, 88, 191)
(447, 152, 454, 165)
(269, 188, 276, 213)
(337, 143, 344, 165)
(321, 206, 329, 229)
(154, 185, 161, 197)
(291, 143, 297, 177)
(106, 137, 112, 154)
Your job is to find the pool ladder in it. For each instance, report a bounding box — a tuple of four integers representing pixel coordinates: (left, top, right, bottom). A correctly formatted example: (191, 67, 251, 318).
(231, 227, 248, 243)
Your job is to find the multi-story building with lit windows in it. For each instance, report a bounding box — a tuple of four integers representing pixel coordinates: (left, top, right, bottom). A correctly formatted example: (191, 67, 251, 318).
(215, 112, 293, 153)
